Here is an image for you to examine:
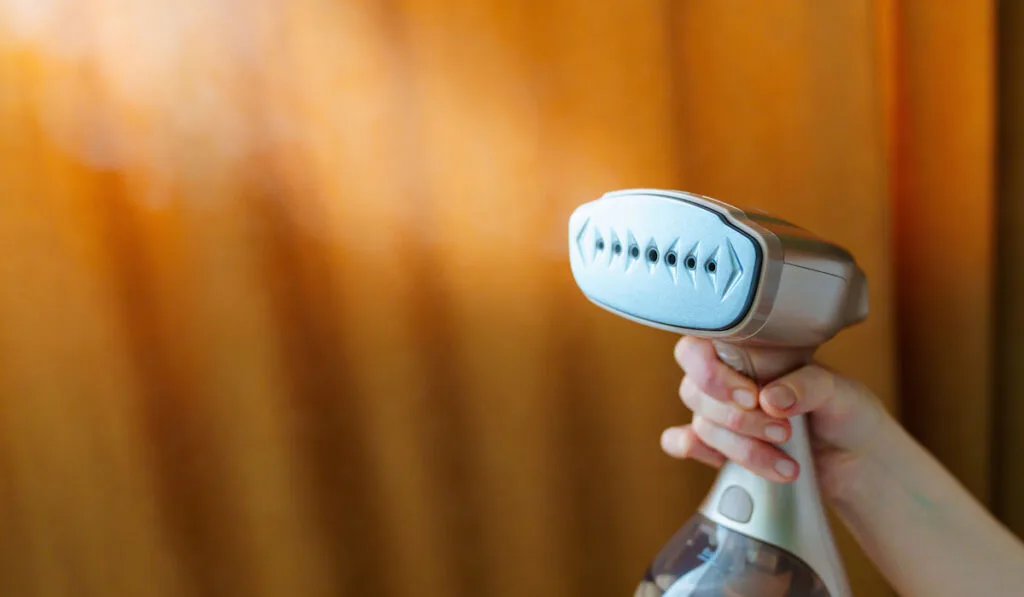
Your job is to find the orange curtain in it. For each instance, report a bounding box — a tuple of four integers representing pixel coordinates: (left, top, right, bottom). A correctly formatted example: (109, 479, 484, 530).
(0, 2, 999, 596)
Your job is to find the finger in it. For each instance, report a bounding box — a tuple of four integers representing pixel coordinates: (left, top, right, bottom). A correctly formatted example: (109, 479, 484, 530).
(680, 377, 791, 444)
(691, 416, 799, 482)
(759, 363, 861, 419)
(661, 425, 726, 469)
(759, 363, 890, 458)
(674, 336, 759, 409)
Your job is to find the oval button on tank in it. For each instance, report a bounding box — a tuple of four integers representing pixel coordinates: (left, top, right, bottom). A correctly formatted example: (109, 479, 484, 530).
(717, 485, 754, 523)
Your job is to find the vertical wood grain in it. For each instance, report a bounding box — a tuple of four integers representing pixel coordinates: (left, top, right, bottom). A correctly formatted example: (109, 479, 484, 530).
(667, 3, 897, 595)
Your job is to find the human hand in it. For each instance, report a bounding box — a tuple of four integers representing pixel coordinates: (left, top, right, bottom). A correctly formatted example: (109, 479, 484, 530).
(660, 336, 890, 498)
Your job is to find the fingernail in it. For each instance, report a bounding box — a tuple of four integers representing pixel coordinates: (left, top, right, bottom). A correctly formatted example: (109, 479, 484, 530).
(763, 385, 797, 411)
(733, 388, 756, 409)
(774, 459, 797, 479)
(765, 424, 787, 443)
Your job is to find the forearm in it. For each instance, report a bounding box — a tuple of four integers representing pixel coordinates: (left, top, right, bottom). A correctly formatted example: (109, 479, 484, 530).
(830, 414, 1024, 596)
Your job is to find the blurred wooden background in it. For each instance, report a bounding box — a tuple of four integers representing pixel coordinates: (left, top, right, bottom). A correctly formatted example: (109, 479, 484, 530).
(0, 1, 1009, 596)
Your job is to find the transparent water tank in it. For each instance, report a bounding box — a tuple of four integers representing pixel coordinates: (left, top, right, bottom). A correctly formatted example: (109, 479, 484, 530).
(635, 514, 831, 597)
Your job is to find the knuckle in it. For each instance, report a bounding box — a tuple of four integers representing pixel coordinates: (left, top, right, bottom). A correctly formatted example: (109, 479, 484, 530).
(692, 416, 713, 439)
(688, 367, 715, 396)
(680, 391, 697, 412)
(724, 407, 746, 432)
(804, 364, 837, 402)
(678, 335, 705, 354)
(673, 339, 686, 365)
(702, 364, 724, 390)
(679, 378, 698, 409)
(674, 336, 699, 364)
(689, 362, 726, 397)
(836, 374, 873, 407)
(675, 337, 715, 374)
(683, 433, 706, 460)
(736, 439, 758, 464)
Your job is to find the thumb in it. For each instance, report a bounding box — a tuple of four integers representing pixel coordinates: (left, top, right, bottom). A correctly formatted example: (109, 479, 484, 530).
(759, 362, 887, 452)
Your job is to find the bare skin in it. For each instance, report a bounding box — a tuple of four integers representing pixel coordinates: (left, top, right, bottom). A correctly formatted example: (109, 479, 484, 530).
(662, 336, 1024, 597)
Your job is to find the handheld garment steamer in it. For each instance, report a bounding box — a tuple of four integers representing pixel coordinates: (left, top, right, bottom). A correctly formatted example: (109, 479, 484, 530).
(568, 189, 868, 597)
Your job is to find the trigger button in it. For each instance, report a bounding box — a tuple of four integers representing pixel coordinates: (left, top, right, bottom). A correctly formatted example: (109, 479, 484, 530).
(718, 485, 754, 523)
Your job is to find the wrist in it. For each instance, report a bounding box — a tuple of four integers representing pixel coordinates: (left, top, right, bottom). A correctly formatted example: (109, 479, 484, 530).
(818, 406, 903, 507)
(817, 408, 1024, 597)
